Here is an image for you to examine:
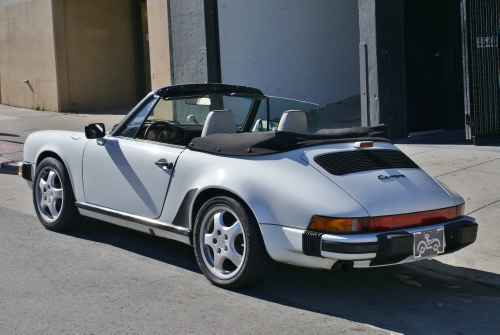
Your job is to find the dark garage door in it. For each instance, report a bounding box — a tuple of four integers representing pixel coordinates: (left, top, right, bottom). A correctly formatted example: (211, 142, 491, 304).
(463, 0, 500, 138)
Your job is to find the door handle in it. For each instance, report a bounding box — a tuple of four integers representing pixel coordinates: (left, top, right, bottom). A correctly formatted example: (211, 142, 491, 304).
(155, 160, 173, 170)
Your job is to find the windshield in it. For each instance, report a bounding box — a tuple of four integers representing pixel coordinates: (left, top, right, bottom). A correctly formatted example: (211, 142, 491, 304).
(150, 94, 254, 127)
(115, 90, 342, 143)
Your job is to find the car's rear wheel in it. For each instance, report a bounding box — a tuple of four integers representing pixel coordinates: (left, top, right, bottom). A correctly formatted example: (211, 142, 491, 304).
(33, 157, 82, 231)
(193, 196, 270, 288)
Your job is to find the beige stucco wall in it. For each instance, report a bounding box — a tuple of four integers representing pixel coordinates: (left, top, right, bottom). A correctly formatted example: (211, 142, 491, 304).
(62, 0, 137, 111)
(147, 0, 171, 90)
(0, 0, 59, 111)
(1, 0, 169, 112)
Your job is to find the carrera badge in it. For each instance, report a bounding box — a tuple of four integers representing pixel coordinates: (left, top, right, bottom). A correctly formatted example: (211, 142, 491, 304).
(378, 174, 406, 180)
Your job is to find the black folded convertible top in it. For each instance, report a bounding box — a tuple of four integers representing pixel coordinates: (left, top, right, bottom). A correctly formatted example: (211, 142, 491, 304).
(188, 124, 391, 156)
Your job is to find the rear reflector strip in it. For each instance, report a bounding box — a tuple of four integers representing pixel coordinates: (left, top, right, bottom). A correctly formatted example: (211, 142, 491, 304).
(368, 206, 458, 231)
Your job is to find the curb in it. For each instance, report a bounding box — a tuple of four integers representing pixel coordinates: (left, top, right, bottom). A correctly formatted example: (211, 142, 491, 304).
(0, 162, 18, 171)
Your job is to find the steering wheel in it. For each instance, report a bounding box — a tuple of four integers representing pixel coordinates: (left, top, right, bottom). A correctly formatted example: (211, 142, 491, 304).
(144, 121, 183, 144)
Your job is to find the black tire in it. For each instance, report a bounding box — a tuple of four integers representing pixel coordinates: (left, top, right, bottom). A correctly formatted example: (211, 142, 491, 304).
(33, 157, 83, 231)
(193, 196, 270, 289)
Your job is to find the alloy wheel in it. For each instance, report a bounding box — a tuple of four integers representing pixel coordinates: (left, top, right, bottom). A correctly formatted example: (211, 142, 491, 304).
(35, 168, 64, 223)
(199, 205, 246, 279)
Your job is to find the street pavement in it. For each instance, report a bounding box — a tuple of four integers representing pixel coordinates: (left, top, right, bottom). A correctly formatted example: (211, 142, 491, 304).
(0, 104, 499, 334)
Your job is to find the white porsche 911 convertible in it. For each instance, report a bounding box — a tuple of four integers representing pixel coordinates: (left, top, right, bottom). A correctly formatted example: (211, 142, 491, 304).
(20, 84, 478, 288)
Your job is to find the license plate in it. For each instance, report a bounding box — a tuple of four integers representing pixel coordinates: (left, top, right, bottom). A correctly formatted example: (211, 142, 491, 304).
(413, 228, 445, 258)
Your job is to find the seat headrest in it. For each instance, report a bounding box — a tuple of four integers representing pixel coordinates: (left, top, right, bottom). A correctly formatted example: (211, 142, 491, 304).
(201, 110, 236, 137)
(277, 110, 307, 133)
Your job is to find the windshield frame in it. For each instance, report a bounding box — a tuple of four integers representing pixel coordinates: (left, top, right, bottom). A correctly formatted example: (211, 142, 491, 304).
(109, 84, 266, 138)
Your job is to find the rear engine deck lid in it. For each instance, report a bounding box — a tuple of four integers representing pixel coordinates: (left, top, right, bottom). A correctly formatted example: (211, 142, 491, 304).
(301, 142, 456, 217)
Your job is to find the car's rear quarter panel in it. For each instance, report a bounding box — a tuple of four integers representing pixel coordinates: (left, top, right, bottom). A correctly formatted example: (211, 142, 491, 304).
(161, 147, 369, 230)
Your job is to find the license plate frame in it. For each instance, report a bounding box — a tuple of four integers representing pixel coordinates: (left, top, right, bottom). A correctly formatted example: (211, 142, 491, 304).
(413, 228, 445, 258)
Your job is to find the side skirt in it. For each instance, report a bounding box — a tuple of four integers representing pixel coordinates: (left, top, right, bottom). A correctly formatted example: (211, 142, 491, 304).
(75, 202, 191, 245)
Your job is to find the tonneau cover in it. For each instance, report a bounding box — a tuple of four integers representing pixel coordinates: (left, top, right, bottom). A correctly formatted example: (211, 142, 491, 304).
(188, 124, 391, 156)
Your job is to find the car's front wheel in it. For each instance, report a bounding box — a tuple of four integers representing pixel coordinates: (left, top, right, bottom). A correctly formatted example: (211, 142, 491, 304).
(193, 196, 270, 288)
(33, 157, 82, 231)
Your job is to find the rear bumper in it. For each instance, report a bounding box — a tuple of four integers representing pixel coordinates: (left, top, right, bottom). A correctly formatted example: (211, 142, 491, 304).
(305, 218, 477, 266)
(260, 216, 477, 269)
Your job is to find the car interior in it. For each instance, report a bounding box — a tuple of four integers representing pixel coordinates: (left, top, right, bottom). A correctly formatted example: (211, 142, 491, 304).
(114, 93, 311, 147)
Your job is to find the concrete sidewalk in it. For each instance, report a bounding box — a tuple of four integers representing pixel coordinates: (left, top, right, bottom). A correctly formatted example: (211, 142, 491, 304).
(0, 104, 127, 168)
(394, 134, 500, 288)
(1, 104, 499, 287)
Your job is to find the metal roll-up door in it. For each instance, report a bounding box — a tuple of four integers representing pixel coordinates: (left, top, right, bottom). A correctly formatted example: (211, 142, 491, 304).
(462, 0, 500, 138)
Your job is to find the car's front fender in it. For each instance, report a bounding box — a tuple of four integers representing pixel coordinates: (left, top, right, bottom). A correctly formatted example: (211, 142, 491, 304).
(24, 131, 90, 201)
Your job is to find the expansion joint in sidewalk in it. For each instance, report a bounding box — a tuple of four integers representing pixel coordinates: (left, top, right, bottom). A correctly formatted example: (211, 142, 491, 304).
(466, 199, 500, 216)
(434, 157, 500, 178)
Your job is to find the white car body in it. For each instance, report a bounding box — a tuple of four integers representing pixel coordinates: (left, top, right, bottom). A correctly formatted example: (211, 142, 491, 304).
(21, 84, 477, 286)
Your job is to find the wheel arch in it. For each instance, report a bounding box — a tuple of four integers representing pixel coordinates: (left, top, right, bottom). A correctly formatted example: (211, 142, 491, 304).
(35, 150, 77, 199)
(36, 150, 64, 166)
(190, 187, 264, 244)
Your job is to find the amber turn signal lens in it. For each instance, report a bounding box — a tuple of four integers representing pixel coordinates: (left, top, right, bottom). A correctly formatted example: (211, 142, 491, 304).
(308, 216, 369, 233)
(18, 165, 22, 174)
(456, 203, 465, 216)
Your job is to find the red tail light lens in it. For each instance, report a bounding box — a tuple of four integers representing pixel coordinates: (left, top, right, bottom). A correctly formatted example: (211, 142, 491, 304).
(308, 204, 465, 233)
(368, 207, 457, 231)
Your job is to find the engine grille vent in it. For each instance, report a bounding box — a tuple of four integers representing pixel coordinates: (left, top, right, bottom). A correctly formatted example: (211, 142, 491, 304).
(314, 149, 419, 176)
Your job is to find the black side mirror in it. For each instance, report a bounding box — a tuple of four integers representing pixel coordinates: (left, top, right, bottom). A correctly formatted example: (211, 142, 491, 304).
(85, 123, 106, 139)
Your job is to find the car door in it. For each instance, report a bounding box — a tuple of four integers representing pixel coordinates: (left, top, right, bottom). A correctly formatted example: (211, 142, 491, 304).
(82, 97, 184, 219)
(83, 138, 182, 219)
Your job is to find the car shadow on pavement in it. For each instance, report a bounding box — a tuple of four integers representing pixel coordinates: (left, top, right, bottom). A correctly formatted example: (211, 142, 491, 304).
(65, 217, 500, 334)
(64, 217, 200, 273)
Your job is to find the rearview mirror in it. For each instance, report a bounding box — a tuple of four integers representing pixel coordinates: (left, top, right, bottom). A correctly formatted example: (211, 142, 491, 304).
(185, 97, 211, 106)
(85, 123, 106, 139)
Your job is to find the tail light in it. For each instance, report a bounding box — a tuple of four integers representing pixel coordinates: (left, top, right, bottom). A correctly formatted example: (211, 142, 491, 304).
(308, 204, 465, 233)
(308, 217, 369, 232)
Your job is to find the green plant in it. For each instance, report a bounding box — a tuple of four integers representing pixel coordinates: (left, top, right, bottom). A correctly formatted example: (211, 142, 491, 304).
(33, 104, 39, 111)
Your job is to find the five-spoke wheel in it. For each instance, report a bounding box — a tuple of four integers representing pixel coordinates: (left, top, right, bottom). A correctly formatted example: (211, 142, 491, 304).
(194, 196, 270, 288)
(33, 157, 82, 231)
(35, 168, 64, 222)
(200, 206, 246, 279)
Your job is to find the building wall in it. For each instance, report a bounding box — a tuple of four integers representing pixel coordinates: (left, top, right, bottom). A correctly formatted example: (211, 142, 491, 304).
(0, 0, 59, 111)
(217, 0, 360, 106)
(169, 0, 208, 84)
(62, 0, 137, 111)
(147, 0, 172, 90)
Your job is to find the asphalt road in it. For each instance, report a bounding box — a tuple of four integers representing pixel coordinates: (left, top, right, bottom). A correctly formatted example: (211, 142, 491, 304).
(0, 169, 499, 334)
